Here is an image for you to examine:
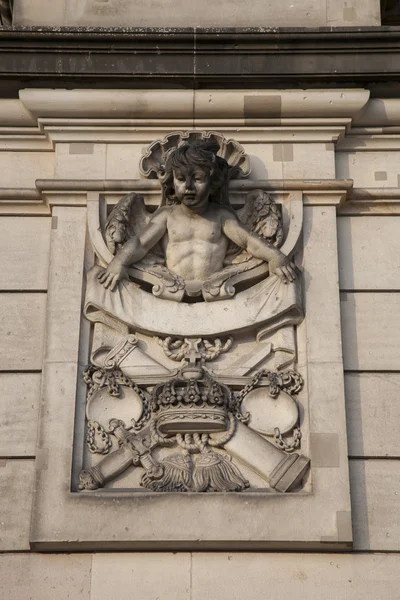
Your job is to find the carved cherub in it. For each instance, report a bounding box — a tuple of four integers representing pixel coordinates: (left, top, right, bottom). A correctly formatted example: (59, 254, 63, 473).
(98, 140, 296, 296)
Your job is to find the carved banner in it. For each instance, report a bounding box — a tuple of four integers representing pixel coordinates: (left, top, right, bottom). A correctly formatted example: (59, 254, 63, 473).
(79, 131, 310, 494)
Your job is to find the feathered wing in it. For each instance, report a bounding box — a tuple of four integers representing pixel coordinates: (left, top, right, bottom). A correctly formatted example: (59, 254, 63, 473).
(104, 192, 183, 296)
(224, 189, 283, 266)
(204, 190, 284, 298)
(105, 192, 150, 254)
(104, 192, 164, 264)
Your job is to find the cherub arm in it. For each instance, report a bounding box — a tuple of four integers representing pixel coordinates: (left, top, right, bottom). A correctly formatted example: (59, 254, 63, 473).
(221, 210, 297, 283)
(98, 207, 169, 291)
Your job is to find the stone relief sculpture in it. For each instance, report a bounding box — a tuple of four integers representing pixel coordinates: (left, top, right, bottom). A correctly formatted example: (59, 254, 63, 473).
(79, 131, 310, 493)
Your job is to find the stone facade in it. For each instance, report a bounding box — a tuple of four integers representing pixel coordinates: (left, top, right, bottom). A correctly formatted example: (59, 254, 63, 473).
(13, 0, 381, 28)
(1, 1, 400, 597)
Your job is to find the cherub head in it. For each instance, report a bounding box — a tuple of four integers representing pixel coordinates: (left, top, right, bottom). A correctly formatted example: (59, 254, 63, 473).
(160, 139, 230, 206)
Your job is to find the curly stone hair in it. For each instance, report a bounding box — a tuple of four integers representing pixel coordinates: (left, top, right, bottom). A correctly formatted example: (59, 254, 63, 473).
(160, 139, 231, 205)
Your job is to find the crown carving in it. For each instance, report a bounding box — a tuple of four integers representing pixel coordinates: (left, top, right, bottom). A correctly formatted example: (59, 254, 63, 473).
(151, 367, 231, 434)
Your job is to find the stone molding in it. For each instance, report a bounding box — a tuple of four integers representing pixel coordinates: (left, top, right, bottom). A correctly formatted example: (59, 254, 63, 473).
(0, 27, 400, 88)
(3, 182, 400, 216)
(0, 88, 370, 126)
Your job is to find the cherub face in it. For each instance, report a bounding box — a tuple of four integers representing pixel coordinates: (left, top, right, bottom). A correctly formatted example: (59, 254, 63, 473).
(173, 166, 212, 210)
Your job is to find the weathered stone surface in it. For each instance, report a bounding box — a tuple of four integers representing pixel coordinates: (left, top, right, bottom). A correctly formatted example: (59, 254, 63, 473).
(0, 553, 91, 600)
(191, 552, 400, 599)
(105, 144, 144, 180)
(302, 206, 343, 364)
(0, 293, 46, 370)
(15, 0, 327, 28)
(55, 143, 106, 179)
(350, 459, 400, 551)
(341, 293, 400, 370)
(194, 89, 369, 120)
(240, 142, 335, 180)
(0, 217, 51, 290)
(13, 0, 65, 26)
(336, 151, 400, 188)
(279, 143, 335, 179)
(327, 0, 380, 26)
(345, 373, 400, 457)
(45, 207, 88, 363)
(0, 151, 53, 188)
(91, 553, 190, 600)
(0, 459, 35, 550)
(0, 373, 41, 456)
(32, 136, 351, 548)
(338, 217, 400, 291)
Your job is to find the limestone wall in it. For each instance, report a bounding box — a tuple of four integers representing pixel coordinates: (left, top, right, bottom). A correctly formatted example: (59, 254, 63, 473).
(13, 0, 381, 28)
(1, 89, 400, 597)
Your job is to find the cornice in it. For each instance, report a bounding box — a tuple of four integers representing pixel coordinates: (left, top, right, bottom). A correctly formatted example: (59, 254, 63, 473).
(2, 182, 400, 216)
(0, 27, 400, 88)
(0, 88, 369, 128)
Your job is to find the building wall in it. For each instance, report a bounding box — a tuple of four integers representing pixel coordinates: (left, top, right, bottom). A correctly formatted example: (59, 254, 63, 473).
(1, 92, 400, 596)
(13, 0, 381, 28)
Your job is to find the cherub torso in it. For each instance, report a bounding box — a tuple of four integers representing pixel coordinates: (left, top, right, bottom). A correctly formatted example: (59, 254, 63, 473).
(162, 204, 229, 281)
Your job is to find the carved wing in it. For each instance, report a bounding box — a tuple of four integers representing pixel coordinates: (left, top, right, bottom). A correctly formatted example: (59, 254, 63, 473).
(105, 192, 152, 255)
(224, 189, 283, 266)
(238, 188, 283, 246)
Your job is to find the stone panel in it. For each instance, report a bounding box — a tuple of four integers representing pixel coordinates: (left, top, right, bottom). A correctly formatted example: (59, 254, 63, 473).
(13, 0, 66, 26)
(0, 293, 47, 371)
(0, 152, 54, 188)
(350, 459, 400, 551)
(281, 143, 335, 179)
(0, 373, 41, 457)
(244, 142, 335, 179)
(0, 459, 35, 550)
(105, 144, 145, 180)
(55, 143, 106, 179)
(336, 151, 400, 188)
(340, 293, 400, 370)
(192, 552, 400, 599)
(15, 0, 327, 27)
(31, 172, 351, 549)
(44, 207, 88, 364)
(338, 216, 400, 291)
(0, 217, 51, 290)
(327, 0, 380, 26)
(345, 373, 400, 457)
(91, 554, 190, 600)
(233, 144, 283, 180)
(302, 206, 343, 364)
(0, 553, 91, 600)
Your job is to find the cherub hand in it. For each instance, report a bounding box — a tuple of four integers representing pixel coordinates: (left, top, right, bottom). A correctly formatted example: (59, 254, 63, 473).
(97, 259, 129, 291)
(268, 254, 297, 284)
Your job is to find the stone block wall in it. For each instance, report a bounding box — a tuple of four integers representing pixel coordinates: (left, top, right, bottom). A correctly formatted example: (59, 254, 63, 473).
(1, 89, 400, 597)
(12, 0, 381, 28)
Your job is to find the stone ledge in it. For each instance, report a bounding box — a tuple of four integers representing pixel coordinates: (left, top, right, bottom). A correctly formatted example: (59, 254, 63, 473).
(0, 27, 400, 89)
